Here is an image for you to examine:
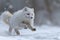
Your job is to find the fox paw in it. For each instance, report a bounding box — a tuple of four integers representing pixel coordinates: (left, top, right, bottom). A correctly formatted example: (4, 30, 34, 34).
(32, 28, 36, 31)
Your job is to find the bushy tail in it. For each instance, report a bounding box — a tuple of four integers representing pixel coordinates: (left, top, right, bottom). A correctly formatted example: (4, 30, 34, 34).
(1, 11, 12, 25)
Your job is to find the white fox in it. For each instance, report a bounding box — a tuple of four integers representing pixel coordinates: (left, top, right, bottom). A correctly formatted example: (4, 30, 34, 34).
(1, 7, 36, 35)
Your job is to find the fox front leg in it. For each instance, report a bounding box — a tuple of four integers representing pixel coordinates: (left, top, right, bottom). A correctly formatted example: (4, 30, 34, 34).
(22, 21, 27, 29)
(22, 21, 36, 31)
(27, 24, 36, 31)
(28, 21, 36, 31)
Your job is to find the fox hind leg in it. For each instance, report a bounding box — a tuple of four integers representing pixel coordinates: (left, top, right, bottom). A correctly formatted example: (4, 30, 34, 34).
(14, 29, 20, 35)
(9, 26, 13, 33)
(9, 26, 13, 35)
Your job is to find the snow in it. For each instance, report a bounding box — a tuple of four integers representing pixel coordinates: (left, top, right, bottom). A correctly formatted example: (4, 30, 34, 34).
(0, 20, 60, 40)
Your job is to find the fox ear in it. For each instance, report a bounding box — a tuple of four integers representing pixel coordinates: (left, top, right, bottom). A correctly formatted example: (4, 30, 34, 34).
(31, 8, 34, 11)
(23, 7, 27, 11)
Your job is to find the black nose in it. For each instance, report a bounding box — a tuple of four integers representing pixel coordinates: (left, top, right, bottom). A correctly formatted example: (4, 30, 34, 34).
(31, 17, 33, 19)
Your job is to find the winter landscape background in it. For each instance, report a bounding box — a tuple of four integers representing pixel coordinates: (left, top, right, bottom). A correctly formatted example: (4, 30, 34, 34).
(0, 0, 60, 40)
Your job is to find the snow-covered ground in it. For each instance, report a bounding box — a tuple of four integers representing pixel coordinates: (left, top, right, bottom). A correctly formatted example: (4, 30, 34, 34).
(0, 20, 60, 40)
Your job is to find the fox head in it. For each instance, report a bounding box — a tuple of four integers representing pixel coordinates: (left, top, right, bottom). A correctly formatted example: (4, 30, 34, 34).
(22, 7, 35, 20)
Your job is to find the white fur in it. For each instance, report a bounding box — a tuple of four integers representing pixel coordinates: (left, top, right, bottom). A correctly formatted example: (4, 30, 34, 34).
(9, 7, 35, 30)
(1, 7, 35, 35)
(1, 11, 12, 24)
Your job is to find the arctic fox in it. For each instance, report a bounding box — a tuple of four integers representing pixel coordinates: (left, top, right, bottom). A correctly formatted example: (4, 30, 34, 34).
(1, 7, 36, 35)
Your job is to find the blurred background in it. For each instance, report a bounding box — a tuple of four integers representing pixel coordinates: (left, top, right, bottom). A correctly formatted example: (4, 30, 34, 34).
(0, 0, 60, 26)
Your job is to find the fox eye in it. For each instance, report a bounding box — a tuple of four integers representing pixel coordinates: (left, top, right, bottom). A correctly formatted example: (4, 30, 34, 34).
(27, 13, 30, 15)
